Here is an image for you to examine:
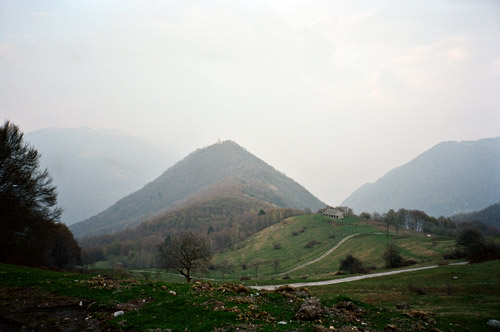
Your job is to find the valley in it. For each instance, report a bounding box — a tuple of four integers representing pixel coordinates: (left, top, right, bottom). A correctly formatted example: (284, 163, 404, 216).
(2, 127, 500, 331)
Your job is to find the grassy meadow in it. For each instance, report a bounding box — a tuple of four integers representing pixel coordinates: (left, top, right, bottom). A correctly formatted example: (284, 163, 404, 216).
(207, 214, 456, 281)
(1, 260, 499, 331)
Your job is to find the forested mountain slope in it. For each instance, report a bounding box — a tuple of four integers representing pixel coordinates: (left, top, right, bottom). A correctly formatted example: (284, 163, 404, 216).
(452, 201, 500, 229)
(342, 137, 500, 217)
(71, 140, 324, 239)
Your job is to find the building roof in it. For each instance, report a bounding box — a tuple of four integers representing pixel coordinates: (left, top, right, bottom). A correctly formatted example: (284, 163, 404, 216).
(323, 208, 345, 216)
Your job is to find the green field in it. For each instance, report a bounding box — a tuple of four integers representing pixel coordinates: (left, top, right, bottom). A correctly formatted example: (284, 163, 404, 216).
(1, 260, 499, 331)
(208, 214, 456, 281)
(2, 214, 497, 331)
(309, 260, 500, 332)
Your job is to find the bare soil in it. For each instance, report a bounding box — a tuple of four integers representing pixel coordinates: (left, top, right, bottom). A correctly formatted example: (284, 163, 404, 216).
(0, 286, 104, 332)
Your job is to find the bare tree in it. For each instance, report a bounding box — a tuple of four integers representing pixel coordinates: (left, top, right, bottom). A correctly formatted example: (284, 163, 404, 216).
(384, 209, 397, 238)
(217, 260, 234, 278)
(158, 232, 211, 282)
(250, 259, 263, 277)
(272, 258, 281, 274)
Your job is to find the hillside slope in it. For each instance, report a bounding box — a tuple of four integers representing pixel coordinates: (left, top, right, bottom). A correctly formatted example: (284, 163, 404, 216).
(452, 201, 500, 229)
(71, 140, 324, 239)
(342, 137, 500, 217)
(211, 214, 455, 279)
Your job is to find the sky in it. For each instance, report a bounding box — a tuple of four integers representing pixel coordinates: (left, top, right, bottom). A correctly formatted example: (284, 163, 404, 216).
(1, 0, 499, 206)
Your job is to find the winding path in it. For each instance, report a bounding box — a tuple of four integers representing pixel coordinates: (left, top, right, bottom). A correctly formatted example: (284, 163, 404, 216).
(252, 262, 467, 290)
(274, 233, 360, 277)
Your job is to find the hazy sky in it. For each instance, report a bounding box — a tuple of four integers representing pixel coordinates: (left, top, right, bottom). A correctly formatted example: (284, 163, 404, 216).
(1, 0, 499, 205)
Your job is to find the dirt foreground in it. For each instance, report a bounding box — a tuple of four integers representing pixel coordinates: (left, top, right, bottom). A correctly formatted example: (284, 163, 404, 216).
(0, 286, 104, 332)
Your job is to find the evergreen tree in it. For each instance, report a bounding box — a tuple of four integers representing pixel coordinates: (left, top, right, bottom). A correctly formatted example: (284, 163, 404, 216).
(0, 121, 79, 267)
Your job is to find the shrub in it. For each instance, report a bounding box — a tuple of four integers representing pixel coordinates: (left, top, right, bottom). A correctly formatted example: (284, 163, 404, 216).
(383, 243, 404, 268)
(339, 254, 370, 274)
(305, 240, 320, 248)
(402, 259, 417, 267)
(240, 276, 251, 281)
(273, 243, 281, 250)
(456, 227, 500, 263)
(359, 212, 371, 219)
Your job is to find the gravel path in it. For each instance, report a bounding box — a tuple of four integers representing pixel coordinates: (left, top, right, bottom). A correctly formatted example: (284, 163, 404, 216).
(274, 233, 360, 277)
(252, 262, 467, 290)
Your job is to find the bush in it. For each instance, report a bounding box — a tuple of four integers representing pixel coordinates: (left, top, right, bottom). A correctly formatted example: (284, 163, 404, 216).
(443, 248, 466, 260)
(273, 243, 281, 250)
(359, 212, 371, 219)
(339, 254, 370, 274)
(456, 228, 500, 263)
(383, 243, 404, 268)
(402, 259, 417, 267)
(305, 240, 320, 248)
(240, 276, 251, 281)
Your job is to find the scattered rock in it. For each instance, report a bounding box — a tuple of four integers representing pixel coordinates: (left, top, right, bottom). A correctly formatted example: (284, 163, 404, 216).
(227, 296, 255, 304)
(113, 310, 124, 317)
(313, 325, 330, 332)
(274, 285, 310, 298)
(405, 310, 434, 319)
(295, 297, 325, 321)
(192, 281, 214, 292)
(329, 301, 365, 324)
(487, 319, 500, 329)
(384, 324, 402, 331)
(169, 291, 176, 296)
(115, 297, 155, 311)
(336, 301, 360, 311)
(404, 310, 436, 325)
(78, 275, 140, 290)
(395, 302, 409, 310)
(217, 283, 250, 293)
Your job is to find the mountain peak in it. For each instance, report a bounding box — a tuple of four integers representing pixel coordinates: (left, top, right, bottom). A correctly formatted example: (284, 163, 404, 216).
(70, 141, 324, 239)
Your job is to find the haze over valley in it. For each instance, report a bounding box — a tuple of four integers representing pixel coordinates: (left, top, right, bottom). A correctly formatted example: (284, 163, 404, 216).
(1, 1, 500, 331)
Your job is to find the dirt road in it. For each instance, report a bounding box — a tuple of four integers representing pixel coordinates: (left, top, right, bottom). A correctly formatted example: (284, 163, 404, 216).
(252, 263, 467, 290)
(274, 233, 360, 276)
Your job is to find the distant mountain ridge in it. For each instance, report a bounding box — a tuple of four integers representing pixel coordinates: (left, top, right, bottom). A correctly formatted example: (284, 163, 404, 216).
(26, 127, 175, 224)
(70, 140, 325, 239)
(452, 201, 500, 229)
(342, 137, 500, 217)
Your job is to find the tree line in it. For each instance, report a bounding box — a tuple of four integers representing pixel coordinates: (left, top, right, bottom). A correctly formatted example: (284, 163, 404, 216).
(363, 208, 498, 238)
(81, 206, 305, 269)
